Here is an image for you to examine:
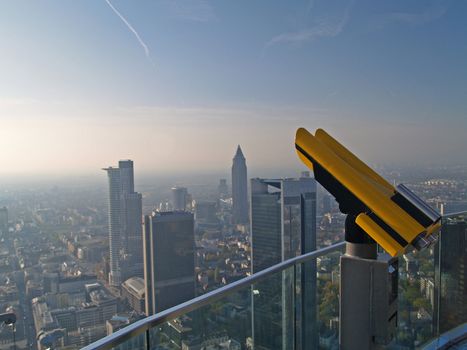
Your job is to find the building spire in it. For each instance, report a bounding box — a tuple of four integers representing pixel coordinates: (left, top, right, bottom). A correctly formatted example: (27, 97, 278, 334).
(234, 145, 245, 160)
(232, 145, 248, 225)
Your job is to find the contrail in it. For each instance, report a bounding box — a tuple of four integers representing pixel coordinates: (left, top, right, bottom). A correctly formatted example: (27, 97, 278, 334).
(105, 0, 150, 58)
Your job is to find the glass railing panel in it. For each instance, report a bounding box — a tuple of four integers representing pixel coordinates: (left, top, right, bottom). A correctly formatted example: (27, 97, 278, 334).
(84, 216, 467, 350)
(385, 211, 467, 349)
(82, 243, 346, 350)
(316, 249, 342, 350)
(391, 246, 436, 348)
(139, 245, 346, 350)
(251, 265, 294, 349)
(110, 332, 147, 350)
(147, 273, 254, 349)
(249, 248, 345, 350)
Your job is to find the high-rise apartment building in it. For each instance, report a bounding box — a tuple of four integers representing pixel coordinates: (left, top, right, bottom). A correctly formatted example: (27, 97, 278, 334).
(143, 211, 195, 316)
(103, 160, 143, 287)
(103, 167, 123, 287)
(251, 177, 317, 349)
(231, 146, 248, 225)
(434, 216, 467, 334)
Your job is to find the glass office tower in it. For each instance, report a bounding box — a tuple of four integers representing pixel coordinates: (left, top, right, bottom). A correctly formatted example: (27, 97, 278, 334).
(434, 214, 467, 334)
(251, 177, 317, 350)
(143, 211, 195, 316)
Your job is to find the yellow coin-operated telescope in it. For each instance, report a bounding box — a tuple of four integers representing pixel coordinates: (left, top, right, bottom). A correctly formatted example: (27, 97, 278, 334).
(295, 127, 441, 257)
(295, 127, 442, 349)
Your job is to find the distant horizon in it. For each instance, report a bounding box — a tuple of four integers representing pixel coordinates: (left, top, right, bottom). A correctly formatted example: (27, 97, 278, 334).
(0, 162, 465, 189)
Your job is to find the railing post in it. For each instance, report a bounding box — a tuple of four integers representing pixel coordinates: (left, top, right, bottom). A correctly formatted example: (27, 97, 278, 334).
(145, 329, 150, 350)
(293, 263, 297, 350)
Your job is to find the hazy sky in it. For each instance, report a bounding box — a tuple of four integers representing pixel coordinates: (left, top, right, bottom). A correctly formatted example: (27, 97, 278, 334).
(0, 0, 466, 177)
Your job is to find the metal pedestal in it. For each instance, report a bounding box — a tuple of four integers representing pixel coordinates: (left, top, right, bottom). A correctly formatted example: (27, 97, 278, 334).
(339, 242, 398, 350)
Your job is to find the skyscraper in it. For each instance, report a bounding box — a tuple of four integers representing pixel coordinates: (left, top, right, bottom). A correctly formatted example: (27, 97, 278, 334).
(251, 177, 317, 269)
(143, 211, 195, 316)
(118, 160, 135, 195)
(104, 160, 143, 287)
(171, 187, 189, 211)
(123, 192, 143, 267)
(251, 177, 317, 349)
(103, 167, 123, 287)
(231, 145, 248, 225)
(434, 215, 467, 334)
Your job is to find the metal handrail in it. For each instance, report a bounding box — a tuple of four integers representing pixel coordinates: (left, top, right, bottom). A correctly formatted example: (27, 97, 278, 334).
(82, 242, 345, 350)
(442, 210, 467, 218)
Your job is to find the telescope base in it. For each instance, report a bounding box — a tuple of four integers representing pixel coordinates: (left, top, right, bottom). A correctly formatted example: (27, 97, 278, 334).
(339, 241, 398, 350)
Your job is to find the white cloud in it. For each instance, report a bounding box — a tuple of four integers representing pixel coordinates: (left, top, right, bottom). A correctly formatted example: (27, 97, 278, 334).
(105, 0, 151, 59)
(267, 0, 353, 47)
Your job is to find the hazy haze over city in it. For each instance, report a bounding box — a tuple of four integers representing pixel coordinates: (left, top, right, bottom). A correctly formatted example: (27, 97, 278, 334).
(0, 0, 466, 179)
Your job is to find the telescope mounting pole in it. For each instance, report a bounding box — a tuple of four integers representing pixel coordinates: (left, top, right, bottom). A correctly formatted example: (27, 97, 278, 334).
(339, 215, 379, 350)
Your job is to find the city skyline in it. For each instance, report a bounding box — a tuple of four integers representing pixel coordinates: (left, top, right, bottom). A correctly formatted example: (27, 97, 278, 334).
(0, 149, 465, 349)
(1, 0, 466, 177)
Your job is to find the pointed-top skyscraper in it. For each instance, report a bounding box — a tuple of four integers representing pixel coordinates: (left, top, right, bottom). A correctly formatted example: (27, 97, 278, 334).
(231, 145, 248, 225)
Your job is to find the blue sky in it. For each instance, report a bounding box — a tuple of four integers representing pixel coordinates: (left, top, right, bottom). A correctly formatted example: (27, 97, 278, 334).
(0, 0, 466, 176)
